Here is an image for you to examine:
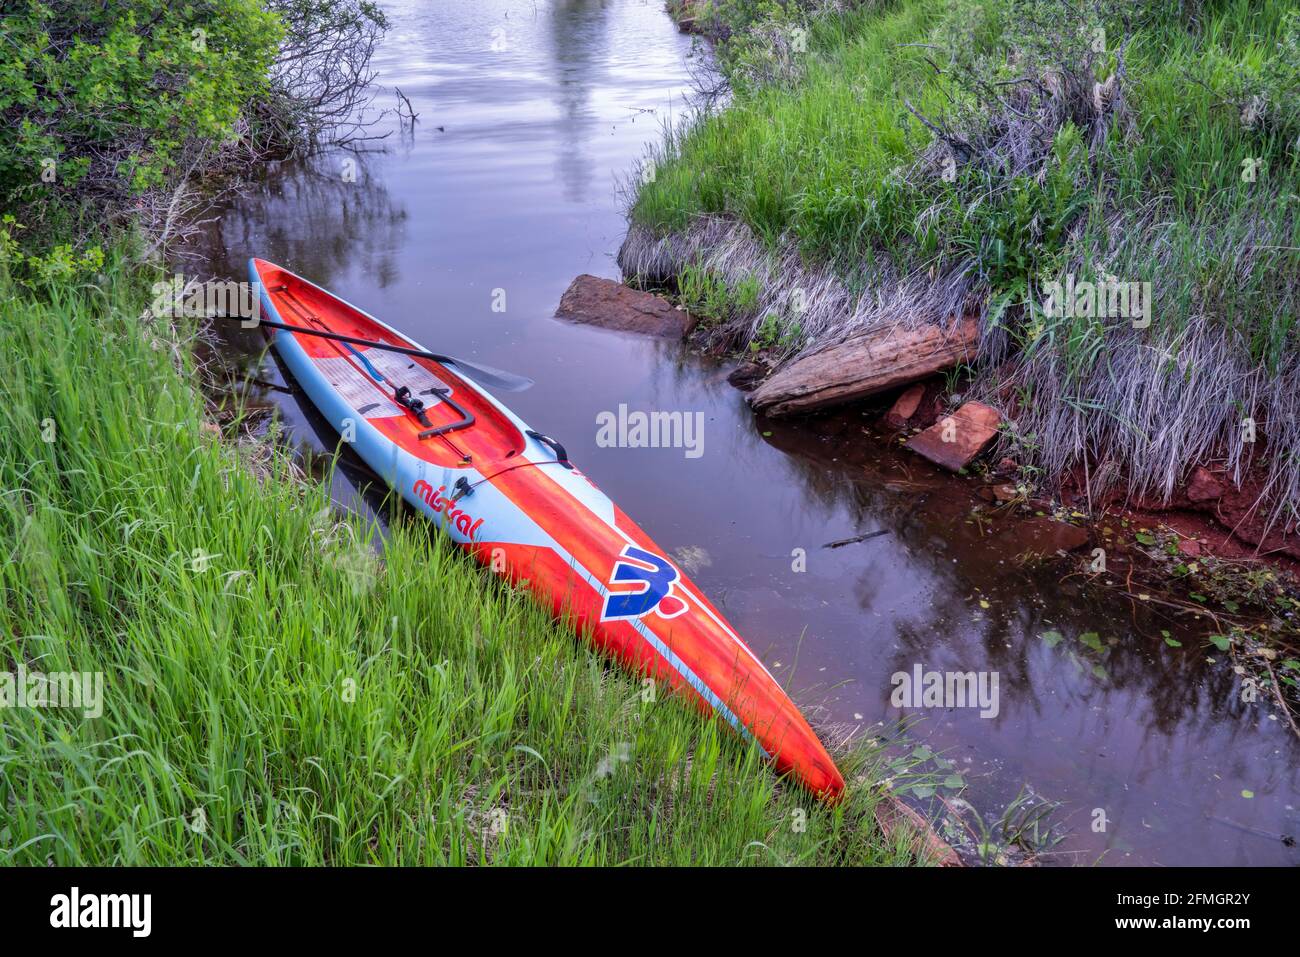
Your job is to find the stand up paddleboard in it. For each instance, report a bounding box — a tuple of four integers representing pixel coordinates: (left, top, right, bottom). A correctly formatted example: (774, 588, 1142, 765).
(249, 259, 845, 798)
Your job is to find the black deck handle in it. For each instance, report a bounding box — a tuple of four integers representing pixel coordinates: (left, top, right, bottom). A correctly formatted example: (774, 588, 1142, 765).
(526, 430, 573, 469)
(418, 388, 475, 439)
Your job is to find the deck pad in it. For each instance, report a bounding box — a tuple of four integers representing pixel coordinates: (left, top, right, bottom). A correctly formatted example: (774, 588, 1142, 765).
(362, 349, 453, 401)
(312, 354, 402, 418)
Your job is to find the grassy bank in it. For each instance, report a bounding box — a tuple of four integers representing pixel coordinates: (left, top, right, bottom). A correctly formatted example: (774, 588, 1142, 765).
(0, 254, 923, 865)
(632, 0, 1299, 524)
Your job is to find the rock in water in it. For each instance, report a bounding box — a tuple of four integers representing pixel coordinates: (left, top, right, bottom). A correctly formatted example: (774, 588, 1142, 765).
(906, 401, 1001, 472)
(883, 383, 927, 430)
(748, 318, 980, 416)
(996, 517, 1091, 555)
(727, 360, 768, 391)
(555, 275, 693, 338)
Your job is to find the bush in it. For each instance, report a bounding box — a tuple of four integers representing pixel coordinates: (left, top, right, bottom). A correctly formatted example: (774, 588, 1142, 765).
(0, 0, 282, 222)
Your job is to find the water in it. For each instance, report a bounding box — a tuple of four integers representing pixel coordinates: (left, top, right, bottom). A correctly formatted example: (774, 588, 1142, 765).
(193, 0, 1299, 865)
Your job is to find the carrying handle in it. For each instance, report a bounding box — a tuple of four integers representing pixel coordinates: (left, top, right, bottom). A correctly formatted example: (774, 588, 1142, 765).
(526, 430, 573, 469)
(417, 388, 475, 439)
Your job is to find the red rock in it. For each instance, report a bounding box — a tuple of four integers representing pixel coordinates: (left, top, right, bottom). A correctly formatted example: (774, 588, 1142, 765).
(555, 275, 693, 338)
(906, 401, 1001, 472)
(1187, 466, 1225, 503)
(727, 360, 767, 391)
(883, 383, 926, 430)
(992, 483, 1019, 503)
(996, 517, 1091, 555)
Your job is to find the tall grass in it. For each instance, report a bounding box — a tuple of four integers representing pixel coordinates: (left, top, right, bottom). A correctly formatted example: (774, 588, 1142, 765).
(628, 0, 1299, 525)
(0, 254, 917, 865)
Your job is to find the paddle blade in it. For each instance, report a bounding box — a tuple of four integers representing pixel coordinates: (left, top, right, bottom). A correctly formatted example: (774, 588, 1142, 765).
(437, 356, 534, 392)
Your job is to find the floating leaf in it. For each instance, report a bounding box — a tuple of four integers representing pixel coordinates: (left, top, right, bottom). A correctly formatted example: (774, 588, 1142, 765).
(1135, 531, 1156, 545)
(1164, 636, 1182, 648)
(1078, 631, 1104, 652)
(1209, 634, 1231, 651)
(1039, 630, 1064, 648)
(1282, 659, 1300, 672)
(1241, 789, 1254, 799)
(1092, 663, 1109, 681)
(911, 784, 935, 799)
(943, 774, 966, 790)
(911, 746, 933, 760)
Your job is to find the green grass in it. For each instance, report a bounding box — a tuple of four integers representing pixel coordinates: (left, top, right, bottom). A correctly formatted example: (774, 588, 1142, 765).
(639, 1, 1296, 291)
(637, 1, 943, 255)
(629, 0, 1300, 520)
(0, 253, 920, 865)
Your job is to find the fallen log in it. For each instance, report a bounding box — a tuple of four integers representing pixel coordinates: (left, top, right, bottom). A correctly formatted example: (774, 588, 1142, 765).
(874, 794, 963, 867)
(748, 317, 980, 417)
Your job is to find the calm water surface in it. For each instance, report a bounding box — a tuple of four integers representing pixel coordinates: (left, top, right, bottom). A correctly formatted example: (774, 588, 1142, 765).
(196, 0, 1300, 865)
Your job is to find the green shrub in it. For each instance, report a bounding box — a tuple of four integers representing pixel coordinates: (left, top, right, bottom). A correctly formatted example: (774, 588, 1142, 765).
(0, 1, 281, 202)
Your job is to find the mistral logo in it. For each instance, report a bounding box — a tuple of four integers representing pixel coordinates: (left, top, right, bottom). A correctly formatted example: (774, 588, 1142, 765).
(1, 666, 103, 719)
(413, 479, 484, 539)
(50, 887, 151, 937)
(890, 664, 999, 719)
(595, 404, 704, 459)
(601, 545, 689, 622)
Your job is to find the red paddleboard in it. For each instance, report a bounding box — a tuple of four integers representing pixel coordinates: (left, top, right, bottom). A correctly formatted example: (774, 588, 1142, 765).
(250, 258, 845, 799)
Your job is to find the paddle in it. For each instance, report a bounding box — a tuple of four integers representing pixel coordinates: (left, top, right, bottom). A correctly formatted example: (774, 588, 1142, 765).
(213, 314, 535, 392)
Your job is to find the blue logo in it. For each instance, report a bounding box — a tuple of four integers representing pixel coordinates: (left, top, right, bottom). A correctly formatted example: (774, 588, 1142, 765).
(601, 546, 689, 622)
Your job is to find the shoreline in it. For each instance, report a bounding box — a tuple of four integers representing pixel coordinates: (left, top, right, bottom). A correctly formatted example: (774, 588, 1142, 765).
(622, 2, 1300, 664)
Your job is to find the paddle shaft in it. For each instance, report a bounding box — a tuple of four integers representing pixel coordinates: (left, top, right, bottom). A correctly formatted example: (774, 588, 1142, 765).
(218, 314, 457, 366)
(209, 310, 533, 392)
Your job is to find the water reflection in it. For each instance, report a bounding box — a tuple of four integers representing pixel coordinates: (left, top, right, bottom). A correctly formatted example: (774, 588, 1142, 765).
(214, 152, 407, 290)
(546, 0, 614, 201)
(761, 413, 1300, 864)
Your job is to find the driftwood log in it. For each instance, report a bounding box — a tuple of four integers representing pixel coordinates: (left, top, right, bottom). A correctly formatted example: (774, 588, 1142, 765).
(748, 317, 980, 417)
